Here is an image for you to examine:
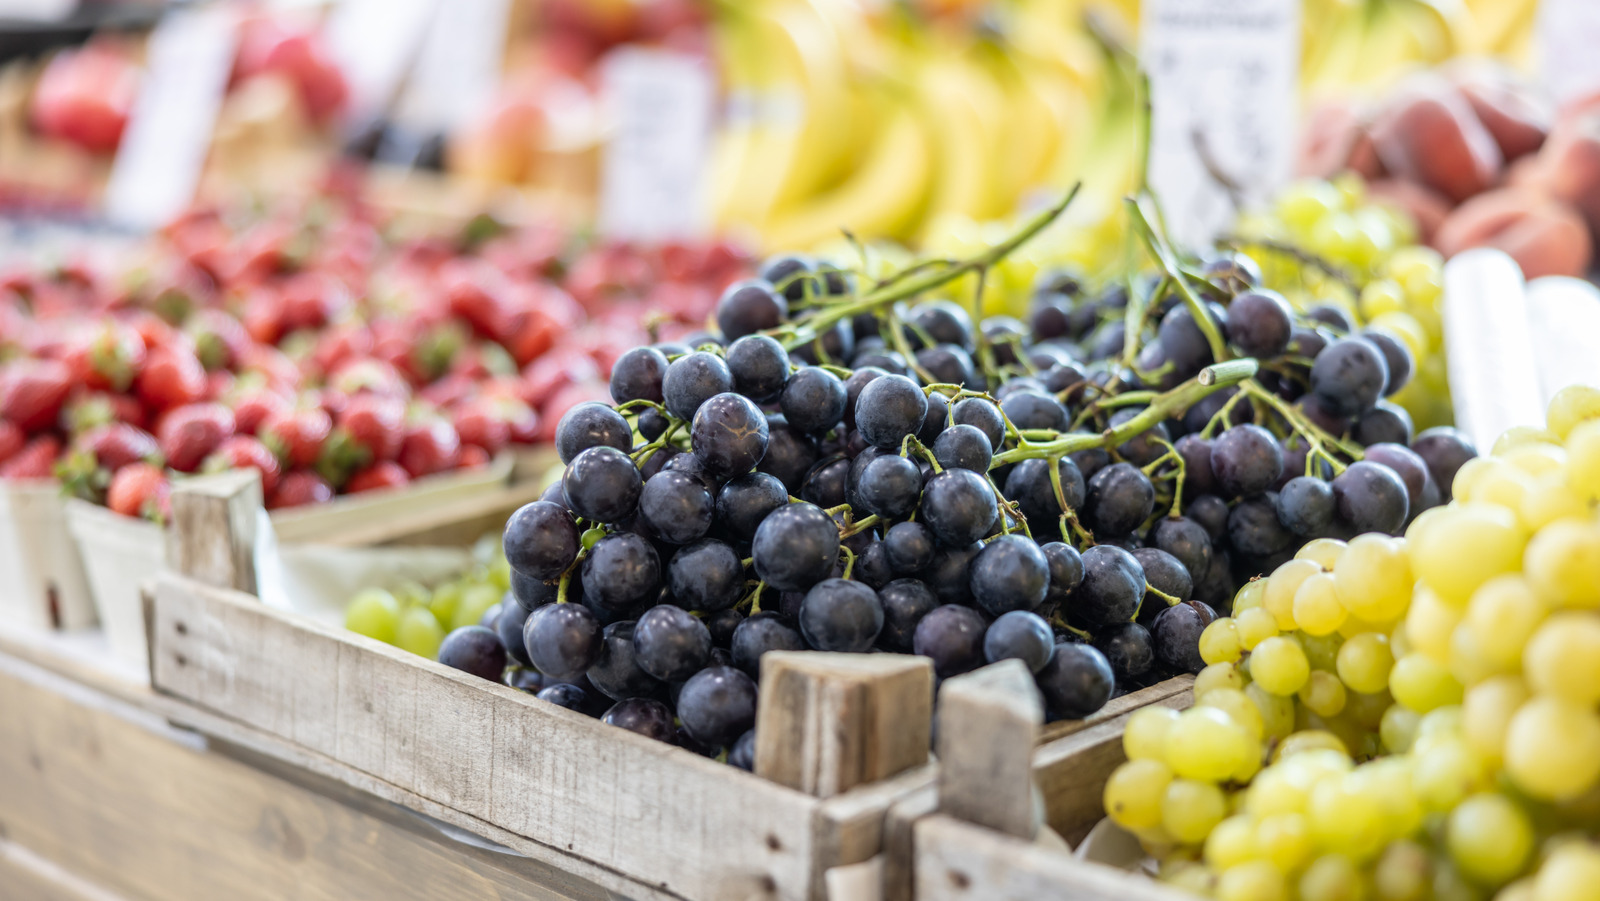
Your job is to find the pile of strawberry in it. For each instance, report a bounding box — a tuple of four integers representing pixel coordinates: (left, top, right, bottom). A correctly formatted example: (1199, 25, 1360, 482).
(0, 195, 751, 522)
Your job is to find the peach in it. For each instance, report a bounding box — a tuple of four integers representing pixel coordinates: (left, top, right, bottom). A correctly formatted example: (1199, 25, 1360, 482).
(1365, 178, 1452, 246)
(1370, 75, 1504, 204)
(1435, 188, 1592, 279)
(1449, 61, 1553, 161)
(1541, 108, 1600, 240)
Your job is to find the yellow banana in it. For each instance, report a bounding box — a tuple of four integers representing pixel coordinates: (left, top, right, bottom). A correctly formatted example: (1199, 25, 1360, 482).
(914, 53, 1010, 231)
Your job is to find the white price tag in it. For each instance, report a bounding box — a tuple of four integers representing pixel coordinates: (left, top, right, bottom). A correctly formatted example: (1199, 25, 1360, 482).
(393, 0, 510, 134)
(599, 48, 715, 243)
(1538, 0, 1600, 108)
(323, 0, 438, 124)
(103, 5, 239, 231)
(1141, 0, 1300, 250)
(0, 0, 75, 22)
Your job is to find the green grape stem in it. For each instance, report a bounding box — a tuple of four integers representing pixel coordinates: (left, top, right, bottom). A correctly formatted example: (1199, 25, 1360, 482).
(1126, 196, 1230, 366)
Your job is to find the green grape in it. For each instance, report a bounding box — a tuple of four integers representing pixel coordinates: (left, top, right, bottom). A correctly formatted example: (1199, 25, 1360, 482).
(1197, 662, 1249, 697)
(1413, 705, 1465, 752)
(1275, 730, 1350, 761)
(1308, 773, 1386, 860)
(1547, 385, 1600, 439)
(1504, 696, 1600, 802)
(1255, 813, 1311, 873)
(1202, 618, 1245, 664)
(1566, 420, 1600, 501)
(1462, 675, 1527, 766)
(1406, 585, 1461, 664)
(1299, 853, 1366, 901)
(1465, 574, 1545, 670)
(1524, 613, 1600, 704)
(1413, 739, 1487, 813)
(452, 582, 502, 631)
(1533, 844, 1600, 901)
(1205, 815, 1258, 869)
(1372, 840, 1431, 901)
(1162, 778, 1228, 844)
(1380, 704, 1420, 753)
(391, 579, 430, 608)
(1407, 504, 1525, 608)
(1217, 860, 1289, 901)
(1344, 688, 1394, 732)
(1248, 682, 1296, 741)
(1165, 862, 1220, 898)
(1296, 538, 1346, 571)
(1389, 653, 1463, 713)
(1360, 278, 1407, 320)
(1165, 707, 1254, 782)
(1235, 579, 1268, 613)
(1124, 705, 1181, 761)
(1448, 622, 1507, 687)
(1104, 758, 1173, 830)
(1237, 607, 1281, 650)
(1446, 793, 1533, 888)
(1199, 687, 1266, 742)
(345, 588, 401, 644)
(395, 605, 446, 659)
(428, 581, 463, 627)
(1337, 633, 1394, 695)
(1276, 180, 1345, 232)
(1356, 757, 1422, 839)
(1266, 559, 1322, 630)
(1519, 469, 1588, 531)
(1252, 636, 1312, 696)
(1294, 573, 1348, 637)
(1299, 671, 1348, 718)
(1301, 632, 1344, 673)
(1335, 535, 1412, 623)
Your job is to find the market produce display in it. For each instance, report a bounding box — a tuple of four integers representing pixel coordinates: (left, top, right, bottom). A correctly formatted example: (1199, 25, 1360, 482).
(1102, 388, 1600, 901)
(0, 195, 749, 516)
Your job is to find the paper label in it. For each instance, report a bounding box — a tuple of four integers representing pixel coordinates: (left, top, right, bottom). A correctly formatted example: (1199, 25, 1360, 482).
(0, 0, 75, 22)
(393, 0, 510, 134)
(102, 5, 239, 231)
(598, 47, 715, 242)
(323, 0, 438, 124)
(1141, 0, 1300, 250)
(1538, 0, 1600, 107)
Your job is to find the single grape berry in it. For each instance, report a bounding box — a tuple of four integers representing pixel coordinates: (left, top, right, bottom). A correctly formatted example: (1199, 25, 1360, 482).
(883, 521, 935, 574)
(799, 579, 884, 652)
(921, 468, 999, 547)
(632, 604, 713, 682)
(913, 604, 987, 678)
(877, 578, 938, 652)
(858, 454, 923, 519)
(1361, 329, 1413, 397)
(1151, 601, 1216, 674)
(523, 602, 602, 680)
(1226, 289, 1294, 358)
(716, 472, 788, 540)
(1310, 337, 1389, 417)
(752, 502, 840, 592)
(909, 299, 975, 351)
(758, 416, 819, 491)
(563, 446, 643, 524)
(1277, 475, 1336, 536)
(779, 366, 847, 435)
(587, 620, 665, 702)
(581, 532, 661, 611)
(1071, 545, 1144, 625)
(855, 374, 928, 449)
(760, 254, 814, 302)
(677, 666, 758, 748)
(610, 346, 670, 406)
(1001, 390, 1068, 431)
(1084, 463, 1155, 537)
(663, 352, 733, 421)
(726, 334, 790, 402)
(637, 471, 714, 545)
(504, 501, 580, 580)
(1093, 621, 1155, 680)
(984, 610, 1054, 672)
(1411, 427, 1477, 501)
(1035, 643, 1114, 718)
(716, 279, 787, 341)
(731, 612, 805, 679)
(1210, 424, 1284, 498)
(438, 625, 507, 682)
(1227, 493, 1296, 558)
(691, 392, 769, 477)
(667, 539, 745, 613)
(1040, 542, 1085, 607)
(950, 398, 1005, 450)
(1133, 547, 1194, 611)
(969, 534, 1050, 616)
(934, 424, 993, 472)
(1148, 517, 1213, 584)
(555, 402, 632, 464)
(1331, 460, 1410, 533)
(602, 698, 676, 742)
(1354, 400, 1414, 447)
(1006, 457, 1087, 529)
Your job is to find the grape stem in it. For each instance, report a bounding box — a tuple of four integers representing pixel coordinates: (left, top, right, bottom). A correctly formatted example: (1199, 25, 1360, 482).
(1238, 379, 1364, 470)
(632, 421, 683, 466)
(1126, 196, 1230, 366)
(1051, 615, 1093, 642)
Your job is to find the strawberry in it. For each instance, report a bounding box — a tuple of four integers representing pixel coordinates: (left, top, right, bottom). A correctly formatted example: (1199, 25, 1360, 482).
(418, 373, 476, 411)
(346, 460, 410, 494)
(443, 261, 513, 341)
(310, 322, 374, 378)
(136, 345, 207, 412)
(204, 435, 282, 496)
(229, 220, 294, 287)
(62, 322, 145, 391)
(280, 271, 349, 332)
(268, 469, 334, 509)
(502, 400, 540, 445)
(106, 462, 170, 521)
(0, 420, 23, 465)
(158, 403, 235, 472)
(521, 346, 600, 409)
(259, 406, 331, 468)
(238, 344, 302, 394)
(187, 308, 250, 371)
(329, 357, 409, 399)
(502, 307, 559, 366)
(241, 285, 288, 346)
(1, 435, 63, 479)
(458, 444, 491, 470)
(339, 393, 405, 462)
(232, 387, 290, 436)
(78, 422, 160, 470)
(398, 417, 461, 479)
(1, 359, 72, 432)
(63, 392, 147, 434)
(204, 369, 235, 402)
(453, 397, 511, 455)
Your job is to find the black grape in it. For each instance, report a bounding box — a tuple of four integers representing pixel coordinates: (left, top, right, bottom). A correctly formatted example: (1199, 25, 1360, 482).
(555, 402, 633, 464)
(438, 625, 506, 682)
(984, 610, 1054, 672)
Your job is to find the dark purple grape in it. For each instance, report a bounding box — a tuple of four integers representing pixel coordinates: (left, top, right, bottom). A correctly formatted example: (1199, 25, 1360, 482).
(917, 391, 950, 445)
(1035, 643, 1114, 718)
(632, 604, 712, 681)
(855, 374, 928, 449)
(1194, 550, 1236, 610)
(758, 415, 818, 491)
(752, 502, 840, 592)
(1157, 305, 1216, 375)
(537, 682, 592, 713)
(1004, 457, 1086, 532)
(855, 540, 893, 589)
(588, 620, 665, 701)
(717, 472, 788, 540)
(913, 604, 987, 677)
(982, 316, 1028, 365)
(1226, 290, 1293, 358)
(876, 578, 938, 652)
(798, 579, 884, 652)
(920, 469, 999, 547)
(663, 351, 733, 421)
(883, 521, 935, 574)
(726, 334, 790, 402)
(1072, 545, 1144, 625)
(853, 347, 909, 376)
(1187, 494, 1230, 543)
(1040, 542, 1084, 608)
(1002, 390, 1068, 432)
(602, 698, 675, 742)
(1355, 400, 1414, 447)
(678, 666, 758, 748)
(760, 254, 814, 302)
(800, 456, 851, 508)
(509, 667, 545, 693)
(511, 569, 556, 611)
(716, 279, 787, 340)
(928, 543, 981, 605)
(984, 610, 1054, 672)
(504, 500, 580, 580)
(523, 602, 602, 679)
(728, 729, 757, 770)
(842, 367, 886, 429)
(1411, 427, 1477, 502)
(1149, 517, 1213, 584)
(1151, 600, 1216, 674)
(1210, 424, 1284, 498)
(691, 393, 769, 478)
(610, 347, 670, 405)
(1175, 435, 1218, 498)
(1277, 476, 1335, 537)
(1094, 622, 1155, 680)
(581, 532, 661, 611)
(1042, 361, 1089, 398)
(638, 470, 714, 544)
(1361, 329, 1413, 396)
(1069, 444, 1111, 481)
(791, 318, 854, 366)
(1228, 493, 1296, 557)
(1296, 393, 1351, 437)
(1084, 463, 1156, 537)
(438, 625, 506, 681)
(707, 608, 743, 647)
(950, 398, 1004, 450)
(1201, 252, 1260, 295)
(858, 454, 923, 519)
(1362, 443, 1429, 516)
(668, 539, 745, 613)
(730, 612, 805, 679)
(638, 408, 670, 442)
(497, 602, 531, 666)
(555, 402, 633, 464)
(1307, 304, 1353, 332)
(563, 446, 643, 523)
(1030, 294, 1073, 340)
(779, 366, 847, 435)
(1331, 460, 1409, 533)
(1133, 547, 1194, 612)
(909, 299, 975, 351)
(969, 534, 1050, 616)
(917, 344, 977, 386)
(934, 424, 993, 473)
(480, 601, 505, 630)
(1310, 338, 1389, 417)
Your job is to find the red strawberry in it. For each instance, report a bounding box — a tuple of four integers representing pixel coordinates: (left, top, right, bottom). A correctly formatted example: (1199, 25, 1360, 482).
(442, 262, 513, 340)
(259, 407, 332, 468)
(241, 285, 288, 346)
(229, 220, 294, 287)
(106, 462, 170, 521)
(136, 345, 207, 412)
(502, 307, 559, 366)
(267, 469, 334, 509)
(458, 444, 491, 470)
(279, 271, 349, 332)
(329, 357, 409, 399)
(339, 393, 405, 462)
(398, 417, 461, 479)
(238, 344, 302, 394)
(232, 388, 291, 436)
(521, 347, 600, 408)
(78, 422, 160, 471)
(1, 359, 72, 432)
(62, 322, 145, 391)
(453, 397, 511, 455)
(0, 420, 23, 465)
(158, 403, 235, 472)
(63, 392, 147, 434)
(503, 400, 540, 445)
(310, 322, 374, 377)
(1, 435, 63, 479)
(418, 373, 476, 411)
(188, 308, 250, 371)
(204, 435, 282, 496)
(346, 460, 410, 493)
(204, 369, 235, 402)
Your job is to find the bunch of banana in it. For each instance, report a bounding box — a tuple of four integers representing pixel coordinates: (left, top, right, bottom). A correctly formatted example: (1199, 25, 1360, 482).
(1301, 0, 1536, 95)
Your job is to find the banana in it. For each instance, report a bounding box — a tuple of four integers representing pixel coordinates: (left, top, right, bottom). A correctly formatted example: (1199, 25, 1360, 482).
(914, 52, 1010, 231)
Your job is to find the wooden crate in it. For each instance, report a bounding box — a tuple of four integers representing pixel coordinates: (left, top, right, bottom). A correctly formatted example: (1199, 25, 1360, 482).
(909, 663, 1195, 901)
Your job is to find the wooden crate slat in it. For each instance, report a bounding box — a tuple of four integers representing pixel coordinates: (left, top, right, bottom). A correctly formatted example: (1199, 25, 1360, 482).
(149, 575, 822, 901)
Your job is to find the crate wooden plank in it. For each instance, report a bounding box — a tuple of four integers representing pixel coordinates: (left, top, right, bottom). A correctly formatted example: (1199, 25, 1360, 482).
(0, 839, 129, 901)
(148, 574, 829, 901)
(913, 814, 1189, 901)
(936, 661, 1043, 839)
(326, 476, 550, 549)
(169, 470, 261, 595)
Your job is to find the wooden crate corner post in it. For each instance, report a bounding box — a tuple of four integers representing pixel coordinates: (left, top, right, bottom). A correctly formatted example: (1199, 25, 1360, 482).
(754, 651, 934, 799)
(935, 660, 1044, 840)
(169, 469, 262, 594)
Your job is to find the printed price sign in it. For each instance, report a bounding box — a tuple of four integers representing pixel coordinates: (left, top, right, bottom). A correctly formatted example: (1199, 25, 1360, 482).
(103, 5, 239, 231)
(323, 0, 437, 124)
(1141, 0, 1300, 250)
(598, 48, 715, 242)
(1539, 0, 1600, 108)
(393, 0, 510, 134)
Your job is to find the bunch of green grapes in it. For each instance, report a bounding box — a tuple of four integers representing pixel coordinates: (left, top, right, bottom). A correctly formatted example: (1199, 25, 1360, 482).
(1235, 177, 1452, 433)
(342, 533, 511, 660)
(1104, 384, 1600, 901)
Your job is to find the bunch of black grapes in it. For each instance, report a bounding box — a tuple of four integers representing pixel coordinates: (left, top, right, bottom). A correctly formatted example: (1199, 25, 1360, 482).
(434, 250, 1477, 766)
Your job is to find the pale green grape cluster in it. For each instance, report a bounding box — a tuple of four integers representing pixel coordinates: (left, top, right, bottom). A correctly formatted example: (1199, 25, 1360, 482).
(1105, 385, 1600, 901)
(342, 533, 511, 660)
